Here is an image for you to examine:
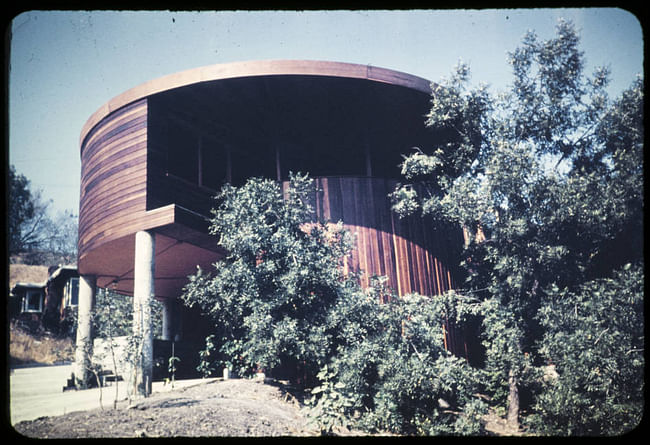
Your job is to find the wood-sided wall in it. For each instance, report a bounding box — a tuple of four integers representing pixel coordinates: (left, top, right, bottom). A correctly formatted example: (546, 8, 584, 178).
(306, 177, 464, 299)
(78, 99, 149, 263)
(78, 101, 463, 298)
(305, 176, 468, 358)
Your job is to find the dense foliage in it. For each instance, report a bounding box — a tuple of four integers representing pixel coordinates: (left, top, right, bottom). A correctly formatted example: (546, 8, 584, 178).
(528, 264, 644, 434)
(182, 173, 355, 383)
(314, 286, 487, 435)
(182, 174, 487, 435)
(182, 20, 642, 436)
(391, 19, 643, 435)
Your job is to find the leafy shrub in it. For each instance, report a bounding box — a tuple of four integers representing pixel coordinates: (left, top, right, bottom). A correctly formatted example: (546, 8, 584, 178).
(305, 364, 355, 435)
(182, 173, 356, 383)
(182, 174, 488, 435)
(312, 289, 488, 435)
(527, 263, 644, 435)
(197, 334, 217, 378)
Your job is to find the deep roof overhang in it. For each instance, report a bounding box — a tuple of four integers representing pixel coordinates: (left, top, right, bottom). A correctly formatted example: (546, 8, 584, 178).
(80, 60, 434, 149)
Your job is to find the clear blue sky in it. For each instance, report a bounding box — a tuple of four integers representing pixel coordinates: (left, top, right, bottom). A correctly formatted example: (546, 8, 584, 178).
(8, 8, 643, 215)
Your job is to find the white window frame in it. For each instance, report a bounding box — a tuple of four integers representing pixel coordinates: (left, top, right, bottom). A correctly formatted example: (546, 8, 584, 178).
(22, 289, 44, 313)
(64, 277, 79, 307)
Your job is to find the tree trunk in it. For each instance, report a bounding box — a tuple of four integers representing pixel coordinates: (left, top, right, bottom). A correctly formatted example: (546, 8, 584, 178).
(506, 369, 520, 429)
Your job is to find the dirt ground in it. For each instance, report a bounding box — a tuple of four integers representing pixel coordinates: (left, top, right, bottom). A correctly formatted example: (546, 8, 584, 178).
(13, 378, 328, 438)
(13, 376, 523, 438)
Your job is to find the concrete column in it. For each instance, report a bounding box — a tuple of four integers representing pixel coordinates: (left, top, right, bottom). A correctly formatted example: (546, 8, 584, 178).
(74, 275, 96, 388)
(175, 303, 183, 342)
(275, 145, 282, 181)
(161, 298, 174, 341)
(133, 230, 155, 397)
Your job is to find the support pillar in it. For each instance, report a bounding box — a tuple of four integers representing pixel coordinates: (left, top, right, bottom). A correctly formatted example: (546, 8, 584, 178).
(161, 298, 175, 341)
(74, 275, 96, 388)
(133, 230, 155, 397)
(275, 145, 282, 182)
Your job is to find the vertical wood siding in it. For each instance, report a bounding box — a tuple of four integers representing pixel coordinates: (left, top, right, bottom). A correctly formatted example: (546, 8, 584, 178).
(307, 177, 462, 299)
(295, 176, 466, 358)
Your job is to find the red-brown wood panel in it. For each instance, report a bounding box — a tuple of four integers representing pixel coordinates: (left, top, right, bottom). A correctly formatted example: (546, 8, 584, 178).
(79, 100, 149, 261)
(302, 177, 461, 299)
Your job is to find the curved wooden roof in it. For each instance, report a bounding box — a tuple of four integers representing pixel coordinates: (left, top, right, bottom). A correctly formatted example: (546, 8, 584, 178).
(80, 60, 433, 148)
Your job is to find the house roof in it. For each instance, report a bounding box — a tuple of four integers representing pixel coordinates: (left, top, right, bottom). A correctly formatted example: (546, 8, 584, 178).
(9, 264, 49, 291)
(46, 265, 78, 284)
(9, 264, 79, 295)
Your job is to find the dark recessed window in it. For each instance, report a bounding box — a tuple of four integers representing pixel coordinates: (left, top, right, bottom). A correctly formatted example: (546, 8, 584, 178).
(229, 145, 276, 186)
(200, 139, 229, 190)
(167, 120, 199, 183)
(23, 290, 43, 313)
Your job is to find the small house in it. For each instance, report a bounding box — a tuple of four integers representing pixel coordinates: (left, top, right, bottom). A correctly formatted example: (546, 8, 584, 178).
(43, 265, 80, 335)
(9, 263, 79, 335)
(9, 264, 49, 324)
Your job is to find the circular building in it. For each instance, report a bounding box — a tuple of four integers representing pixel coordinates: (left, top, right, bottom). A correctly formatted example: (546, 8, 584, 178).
(77, 60, 465, 390)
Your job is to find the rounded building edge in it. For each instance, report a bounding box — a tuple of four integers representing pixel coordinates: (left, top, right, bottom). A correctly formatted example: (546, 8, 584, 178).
(79, 59, 434, 150)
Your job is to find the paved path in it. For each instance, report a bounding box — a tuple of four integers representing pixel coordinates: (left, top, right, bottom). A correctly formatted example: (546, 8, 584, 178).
(9, 363, 217, 425)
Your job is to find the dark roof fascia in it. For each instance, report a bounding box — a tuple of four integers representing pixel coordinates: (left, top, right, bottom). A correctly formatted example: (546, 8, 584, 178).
(10, 282, 46, 296)
(46, 266, 79, 285)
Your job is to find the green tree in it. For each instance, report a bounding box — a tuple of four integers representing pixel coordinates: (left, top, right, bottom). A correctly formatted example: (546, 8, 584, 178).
(320, 286, 487, 435)
(8, 164, 37, 254)
(181, 173, 355, 383)
(391, 19, 643, 433)
(529, 264, 643, 435)
(182, 173, 488, 435)
(8, 164, 78, 262)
